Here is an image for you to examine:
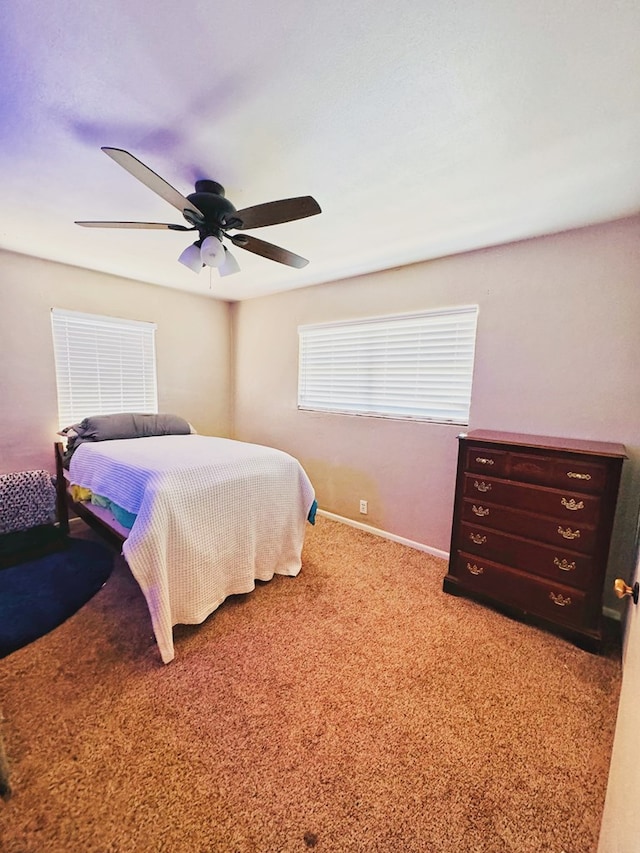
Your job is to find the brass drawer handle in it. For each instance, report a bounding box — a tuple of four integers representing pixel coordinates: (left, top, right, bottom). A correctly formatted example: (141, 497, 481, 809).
(567, 471, 591, 481)
(466, 562, 484, 575)
(558, 526, 580, 540)
(472, 505, 490, 517)
(474, 480, 492, 492)
(470, 532, 487, 545)
(549, 591, 572, 607)
(561, 497, 584, 511)
(475, 457, 494, 466)
(554, 557, 576, 572)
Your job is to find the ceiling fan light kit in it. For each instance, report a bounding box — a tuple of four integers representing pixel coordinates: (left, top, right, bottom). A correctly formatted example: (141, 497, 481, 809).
(177, 242, 204, 273)
(199, 235, 226, 268)
(219, 247, 241, 277)
(75, 148, 322, 278)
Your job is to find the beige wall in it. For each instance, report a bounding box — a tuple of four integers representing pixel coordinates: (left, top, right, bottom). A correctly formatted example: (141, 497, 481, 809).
(232, 216, 640, 610)
(0, 250, 232, 475)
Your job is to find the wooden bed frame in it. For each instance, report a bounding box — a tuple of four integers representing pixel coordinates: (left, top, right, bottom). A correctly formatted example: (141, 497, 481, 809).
(54, 442, 128, 550)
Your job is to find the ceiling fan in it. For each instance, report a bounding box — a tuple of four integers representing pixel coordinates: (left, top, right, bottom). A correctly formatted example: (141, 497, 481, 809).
(75, 147, 322, 276)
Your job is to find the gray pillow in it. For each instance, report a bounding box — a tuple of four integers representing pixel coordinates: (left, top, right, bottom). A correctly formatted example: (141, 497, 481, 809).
(76, 413, 191, 441)
(62, 412, 191, 467)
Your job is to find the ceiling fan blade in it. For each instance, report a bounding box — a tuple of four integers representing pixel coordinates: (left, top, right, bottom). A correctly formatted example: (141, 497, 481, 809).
(101, 147, 204, 219)
(75, 220, 194, 230)
(229, 233, 309, 268)
(230, 196, 321, 230)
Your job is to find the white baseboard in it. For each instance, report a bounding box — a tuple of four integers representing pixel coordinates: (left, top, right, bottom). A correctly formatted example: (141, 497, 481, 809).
(316, 509, 449, 561)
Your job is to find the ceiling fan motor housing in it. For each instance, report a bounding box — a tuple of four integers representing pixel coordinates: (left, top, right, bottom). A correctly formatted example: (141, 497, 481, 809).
(186, 182, 241, 237)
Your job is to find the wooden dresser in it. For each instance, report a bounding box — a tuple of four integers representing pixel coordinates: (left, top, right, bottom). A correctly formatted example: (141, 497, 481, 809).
(443, 430, 626, 652)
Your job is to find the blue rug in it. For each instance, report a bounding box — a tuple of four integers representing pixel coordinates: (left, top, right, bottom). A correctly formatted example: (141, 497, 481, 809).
(0, 538, 113, 658)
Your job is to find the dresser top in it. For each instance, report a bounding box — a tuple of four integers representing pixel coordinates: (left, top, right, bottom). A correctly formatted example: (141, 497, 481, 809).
(458, 429, 627, 459)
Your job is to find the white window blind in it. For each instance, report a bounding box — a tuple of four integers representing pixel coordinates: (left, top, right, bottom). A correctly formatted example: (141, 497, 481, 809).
(298, 306, 478, 424)
(51, 308, 158, 429)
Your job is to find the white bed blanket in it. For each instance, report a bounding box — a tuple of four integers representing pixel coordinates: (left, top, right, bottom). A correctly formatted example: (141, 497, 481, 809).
(69, 435, 315, 663)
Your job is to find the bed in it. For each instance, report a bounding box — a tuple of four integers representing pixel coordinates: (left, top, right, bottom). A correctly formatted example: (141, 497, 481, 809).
(54, 415, 316, 663)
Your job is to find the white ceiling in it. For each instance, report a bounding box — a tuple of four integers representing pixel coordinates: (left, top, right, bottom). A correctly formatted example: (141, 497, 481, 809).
(1, 1, 639, 301)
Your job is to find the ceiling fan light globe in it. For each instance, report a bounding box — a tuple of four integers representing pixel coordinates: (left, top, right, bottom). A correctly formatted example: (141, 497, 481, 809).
(178, 242, 203, 273)
(200, 235, 226, 268)
(219, 248, 241, 277)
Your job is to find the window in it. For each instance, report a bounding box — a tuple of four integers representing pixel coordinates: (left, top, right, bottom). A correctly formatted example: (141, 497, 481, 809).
(51, 308, 158, 429)
(298, 306, 478, 424)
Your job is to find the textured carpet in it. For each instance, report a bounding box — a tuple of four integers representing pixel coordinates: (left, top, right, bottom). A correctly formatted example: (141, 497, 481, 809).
(0, 516, 621, 852)
(0, 538, 113, 659)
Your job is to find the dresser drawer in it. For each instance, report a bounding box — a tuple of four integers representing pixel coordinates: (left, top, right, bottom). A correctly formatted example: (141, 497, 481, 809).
(463, 474, 601, 524)
(465, 446, 508, 477)
(461, 499, 596, 553)
(454, 552, 588, 628)
(460, 523, 593, 589)
(507, 453, 607, 494)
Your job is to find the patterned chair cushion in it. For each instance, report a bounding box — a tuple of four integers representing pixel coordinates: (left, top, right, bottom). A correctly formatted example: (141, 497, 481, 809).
(0, 470, 57, 535)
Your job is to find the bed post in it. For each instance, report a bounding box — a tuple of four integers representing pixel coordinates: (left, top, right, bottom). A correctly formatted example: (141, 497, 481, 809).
(54, 442, 70, 536)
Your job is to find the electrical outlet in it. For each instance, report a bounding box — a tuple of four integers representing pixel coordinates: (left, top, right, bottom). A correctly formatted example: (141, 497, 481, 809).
(359, 499, 368, 514)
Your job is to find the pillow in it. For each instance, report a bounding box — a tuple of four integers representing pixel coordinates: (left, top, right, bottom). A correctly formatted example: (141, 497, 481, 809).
(61, 413, 192, 467)
(74, 412, 191, 442)
(57, 425, 80, 438)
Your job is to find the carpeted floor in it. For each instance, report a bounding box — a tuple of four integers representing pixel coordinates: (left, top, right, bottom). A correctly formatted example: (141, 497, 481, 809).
(0, 515, 622, 852)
